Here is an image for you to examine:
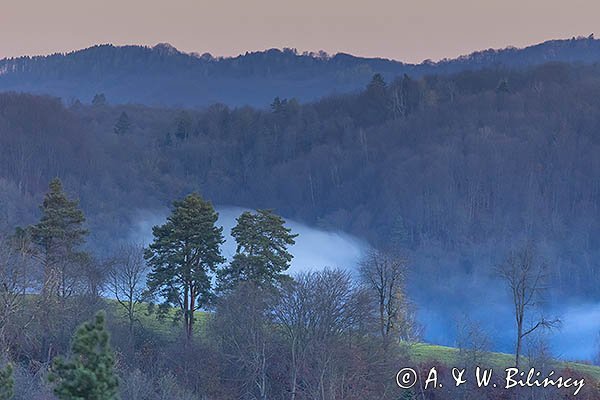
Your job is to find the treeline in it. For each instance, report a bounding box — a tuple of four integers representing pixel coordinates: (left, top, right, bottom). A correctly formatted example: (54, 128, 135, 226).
(1, 180, 597, 399)
(3, 62, 600, 305)
(0, 179, 423, 399)
(3, 37, 600, 107)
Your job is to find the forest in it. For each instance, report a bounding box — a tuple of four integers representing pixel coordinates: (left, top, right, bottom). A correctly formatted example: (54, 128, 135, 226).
(1, 58, 600, 398)
(2, 36, 600, 107)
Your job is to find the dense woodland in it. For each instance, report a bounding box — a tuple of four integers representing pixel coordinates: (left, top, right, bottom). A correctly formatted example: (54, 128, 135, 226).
(2, 62, 600, 300)
(2, 36, 600, 107)
(2, 53, 600, 398)
(0, 177, 596, 400)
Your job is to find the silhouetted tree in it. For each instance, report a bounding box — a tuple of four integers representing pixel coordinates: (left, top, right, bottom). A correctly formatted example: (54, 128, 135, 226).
(107, 243, 147, 343)
(497, 242, 560, 369)
(91, 94, 107, 107)
(114, 111, 131, 135)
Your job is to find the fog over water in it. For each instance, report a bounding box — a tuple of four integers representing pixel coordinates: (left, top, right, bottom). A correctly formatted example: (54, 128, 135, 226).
(129, 206, 599, 362)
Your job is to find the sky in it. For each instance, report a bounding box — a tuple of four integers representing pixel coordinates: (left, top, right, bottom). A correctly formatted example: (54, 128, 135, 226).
(1, 0, 599, 63)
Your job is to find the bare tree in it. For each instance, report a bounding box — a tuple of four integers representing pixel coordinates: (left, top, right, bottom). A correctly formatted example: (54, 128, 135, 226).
(212, 282, 275, 400)
(107, 243, 148, 340)
(497, 241, 560, 369)
(359, 250, 418, 343)
(275, 269, 373, 400)
(0, 236, 35, 355)
(455, 316, 491, 367)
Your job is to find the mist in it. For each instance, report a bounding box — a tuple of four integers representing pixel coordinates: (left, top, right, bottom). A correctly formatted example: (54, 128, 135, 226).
(129, 206, 369, 275)
(128, 207, 599, 363)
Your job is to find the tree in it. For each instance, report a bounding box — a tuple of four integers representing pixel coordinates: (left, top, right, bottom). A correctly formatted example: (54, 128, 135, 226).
(0, 364, 13, 400)
(30, 178, 88, 298)
(0, 233, 35, 353)
(217, 209, 297, 290)
(145, 193, 225, 339)
(28, 178, 90, 358)
(274, 269, 373, 400)
(359, 250, 417, 343)
(455, 316, 491, 367)
(367, 73, 386, 94)
(361, 73, 390, 124)
(497, 241, 560, 369)
(107, 243, 148, 342)
(213, 283, 276, 400)
(49, 312, 118, 400)
(113, 112, 131, 135)
(174, 111, 192, 140)
(91, 94, 107, 107)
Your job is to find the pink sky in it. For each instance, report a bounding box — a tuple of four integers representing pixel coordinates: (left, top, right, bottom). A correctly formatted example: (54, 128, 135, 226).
(1, 0, 598, 63)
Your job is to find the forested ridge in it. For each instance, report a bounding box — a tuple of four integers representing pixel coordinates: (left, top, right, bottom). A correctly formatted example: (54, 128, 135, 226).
(2, 61, 600, 304)
(2, 36, 600, 106)
(2, 44, 600, 398)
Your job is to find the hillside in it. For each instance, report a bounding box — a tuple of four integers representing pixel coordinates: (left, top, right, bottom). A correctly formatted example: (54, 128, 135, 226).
(2, 62, 600, 358)
(2, 36, 600, 107)
(410, 344, 600, 381)
(107, 301, 600, 382)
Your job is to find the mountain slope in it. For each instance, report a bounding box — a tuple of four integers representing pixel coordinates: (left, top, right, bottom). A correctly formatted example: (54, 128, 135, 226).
(1, 36, 600, 107)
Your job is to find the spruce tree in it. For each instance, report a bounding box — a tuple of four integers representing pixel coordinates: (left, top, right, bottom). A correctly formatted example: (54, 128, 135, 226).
(145, 193, 225, 339)
(113, 111, 131, 135)
(0, 364, 13, 400)
(49, 312, 118, 400)
(91, 93, 107, 106)
(217, 209, 297, 290)
(30, 178, 88, 298)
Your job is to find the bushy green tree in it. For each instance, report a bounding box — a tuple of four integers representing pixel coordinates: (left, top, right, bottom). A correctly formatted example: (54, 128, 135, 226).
(218, 209, 297, 290)
(0, 364, 13, 400)
(145, 193, 225, 339)
(49, 312, 118, 400)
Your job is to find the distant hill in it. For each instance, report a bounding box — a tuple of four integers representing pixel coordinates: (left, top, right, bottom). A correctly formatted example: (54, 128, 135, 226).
(1, 35, 600, 107)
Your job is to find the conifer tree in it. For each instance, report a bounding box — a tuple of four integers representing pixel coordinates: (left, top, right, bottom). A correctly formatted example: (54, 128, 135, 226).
(113, 111, 131, 135)
(28, 178, 89, 358)
(30, 178, 88, 298)
(145, 193, 225, 339)
(0, 364, 13, 400)
(91, 93, 107, 106)
(217, 209, 297, 290)
(49, 312, 118, 400)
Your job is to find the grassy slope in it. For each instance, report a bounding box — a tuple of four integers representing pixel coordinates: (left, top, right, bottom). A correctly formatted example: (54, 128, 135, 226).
(409, 343, 600, 381)
(107, 301, 600, 381)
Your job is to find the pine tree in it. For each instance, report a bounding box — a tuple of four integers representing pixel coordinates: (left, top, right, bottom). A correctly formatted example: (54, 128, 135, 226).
(145, 193, 225, 339)
(0, 364, 13, 400)
(367, 73, 387, 94)
(91, 93, 107, 106)
(30, 178, 88, 298)
(29, 178, 89, 358)
(217, 209, 297, 290)
(113, 111, 131, 135)
(49, 312, 118, 400)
